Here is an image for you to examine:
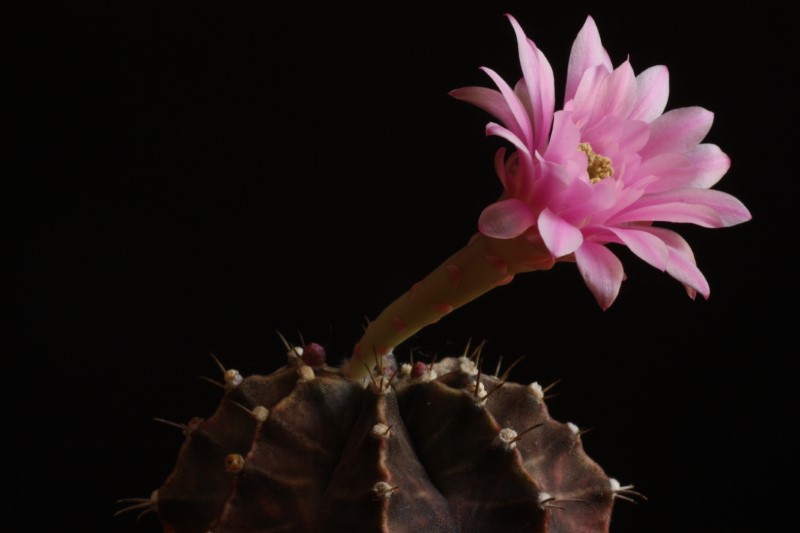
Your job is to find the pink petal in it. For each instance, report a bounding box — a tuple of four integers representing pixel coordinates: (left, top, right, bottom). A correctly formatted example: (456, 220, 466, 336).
(479, 66, 534, 147)
(608, 202, 725, 227)
(590, 60, 638, 124)
(538, 158, 576, 187)
(544, 111, 582, 165)
(514, 79, 532, 117)
(449, 87, 519, 133)
(684, 144, 731, 189)
(534, 46, 555, 150)
(575, 241, 624, 310)
(478, 198, 536, 238)
(612, 153, 644, 187)
(629, 188, 752, 227)
(494, 147, 510, 189)
(641, 107, 714, 158)
(619, 120, 650, 153)
(629, 65, 669, 122)
(566, 16, 612, 103)
(620, 119, 651, 155)
(591, 185, 645, 223)
(568, 65, 609, 128)
(526, 159, 576, 212)
(485, 123, 539, 193)
(506, 15, 555, 152)
(607, 227, 669, 270)
(582, 114, 625, 157)
(636, 153, 695, 192)
(486, 122, 531, 157)
(538, 208, 584, 257)
(637, 227, 710, 298)
(495, 149, 533, 200)
(641, 226, 694, 258)
(561, 176, 617, 220)
(639, 144, 731, 193)
(665, 252, 709, 299)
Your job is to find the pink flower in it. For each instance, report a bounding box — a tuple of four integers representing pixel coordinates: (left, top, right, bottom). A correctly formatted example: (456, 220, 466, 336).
(451, 15, 751, 309)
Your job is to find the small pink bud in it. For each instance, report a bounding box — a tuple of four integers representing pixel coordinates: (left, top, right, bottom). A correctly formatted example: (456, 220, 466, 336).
(431, 303, 454, 314)
(389, 316, 407, 333)
(446, 264, 462, 288)
(408, 281, 423, 300)
(411, 362, 429, 378)
(302, 342, 326, 367)
(485, 255, 508, 275)
(496, 274, 515, 286)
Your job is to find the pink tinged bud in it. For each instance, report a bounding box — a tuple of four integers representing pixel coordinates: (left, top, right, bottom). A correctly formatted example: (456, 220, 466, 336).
(431, 303, 454, 315)
(496, 274, 515, 286)
(485, 255, 509, 275)
(301, 342, 326, 367)
(389, 316, 407, 333)
(446, 264, 462, 288)
(410, 361, 429, 378)
(407, 281, 423, 300)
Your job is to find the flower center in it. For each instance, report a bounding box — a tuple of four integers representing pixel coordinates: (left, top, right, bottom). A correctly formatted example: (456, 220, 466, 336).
(578, 143, 614, 184)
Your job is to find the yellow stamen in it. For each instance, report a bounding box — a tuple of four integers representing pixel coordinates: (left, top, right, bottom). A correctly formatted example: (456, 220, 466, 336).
(578, 143, 614, 184)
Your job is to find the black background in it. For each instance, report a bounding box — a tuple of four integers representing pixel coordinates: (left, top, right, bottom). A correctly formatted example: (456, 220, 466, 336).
(11, 2, 794, 532)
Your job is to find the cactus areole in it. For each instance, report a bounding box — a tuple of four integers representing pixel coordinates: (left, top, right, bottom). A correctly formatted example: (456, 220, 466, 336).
(118, 14, 750, 533)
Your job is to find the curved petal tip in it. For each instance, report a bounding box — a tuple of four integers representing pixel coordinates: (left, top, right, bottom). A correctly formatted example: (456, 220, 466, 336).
(478, 198, 536, 239)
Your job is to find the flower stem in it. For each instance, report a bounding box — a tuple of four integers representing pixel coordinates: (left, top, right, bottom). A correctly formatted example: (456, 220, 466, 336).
(343, 233, 554, 380)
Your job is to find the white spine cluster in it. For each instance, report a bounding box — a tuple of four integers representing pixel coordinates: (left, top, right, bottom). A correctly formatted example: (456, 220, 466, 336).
(371, 481, 398, 500)
(224, 369, 243, 390)
(468, 380, 488, 405)
(537, 491, 553, 510)
(493, 427, 518, 451)
(251, 406, 269, 422)
(527, 382, 544, 400)
(458, 356, 479, 376)
(371, 423, 392, 439)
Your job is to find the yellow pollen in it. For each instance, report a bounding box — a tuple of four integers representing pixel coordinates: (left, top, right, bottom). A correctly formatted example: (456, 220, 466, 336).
(578, 143, 614, 184)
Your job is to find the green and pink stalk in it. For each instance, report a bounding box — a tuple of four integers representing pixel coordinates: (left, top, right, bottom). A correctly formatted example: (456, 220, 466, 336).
(344, 233, 554, 380)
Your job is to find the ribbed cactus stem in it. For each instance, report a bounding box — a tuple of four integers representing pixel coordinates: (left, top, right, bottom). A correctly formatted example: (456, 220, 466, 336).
(343, 232, 554, 379)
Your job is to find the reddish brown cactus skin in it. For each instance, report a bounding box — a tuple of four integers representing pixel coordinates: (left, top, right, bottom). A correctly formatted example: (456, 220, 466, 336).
(152, 354, 617, 533)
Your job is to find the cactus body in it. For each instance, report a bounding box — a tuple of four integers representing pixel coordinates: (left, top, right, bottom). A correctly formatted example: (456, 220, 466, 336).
(152, 353, 617, 533)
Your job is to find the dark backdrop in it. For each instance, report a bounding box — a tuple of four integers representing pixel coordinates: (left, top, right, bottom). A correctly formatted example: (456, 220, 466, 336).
(11, 2, 793, 532)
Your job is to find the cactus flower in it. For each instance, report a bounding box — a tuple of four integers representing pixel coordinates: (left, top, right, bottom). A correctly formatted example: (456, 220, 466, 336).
(451, 15, 751, 309)
(343, 15, 750, 379)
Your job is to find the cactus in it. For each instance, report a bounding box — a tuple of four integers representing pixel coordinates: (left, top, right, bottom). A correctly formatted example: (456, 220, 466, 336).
(117, 13, 749, 532)
(121, 346, 634, 533)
